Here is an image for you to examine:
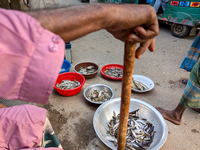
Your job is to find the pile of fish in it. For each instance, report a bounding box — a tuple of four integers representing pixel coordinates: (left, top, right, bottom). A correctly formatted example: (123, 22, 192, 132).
(56, 80, 80, 89)
(88, 89, 111, 103)
(104, 68, 123, 78)
(132, 79, 148, 91)
(106, 109, 156, 150)
(77, 66, 96, 75)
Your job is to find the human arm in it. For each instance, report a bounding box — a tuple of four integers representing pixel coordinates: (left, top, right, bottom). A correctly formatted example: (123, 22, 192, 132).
(0, 8, 64, 104)
(0, 4, 158, 104)
(27, 3, 159, 58)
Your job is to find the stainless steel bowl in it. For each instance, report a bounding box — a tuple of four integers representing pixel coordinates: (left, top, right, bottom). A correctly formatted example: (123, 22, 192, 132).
(84, 84, 114, 104)
(93, 97, 168, 150)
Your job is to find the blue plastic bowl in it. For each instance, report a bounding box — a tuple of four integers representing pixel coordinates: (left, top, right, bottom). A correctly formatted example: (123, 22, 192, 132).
(60, 60, 71, 74)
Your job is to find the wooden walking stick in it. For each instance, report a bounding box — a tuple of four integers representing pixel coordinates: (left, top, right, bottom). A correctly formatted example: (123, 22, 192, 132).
(117, 40, 136, 150)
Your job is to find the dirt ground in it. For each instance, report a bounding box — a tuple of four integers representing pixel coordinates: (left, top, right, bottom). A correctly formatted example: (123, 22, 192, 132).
(36, 21, 200, 149)
(42, 102, 96, 149)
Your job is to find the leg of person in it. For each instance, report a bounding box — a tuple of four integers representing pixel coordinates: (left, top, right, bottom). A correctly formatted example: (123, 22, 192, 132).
(153, 0, 162, 13)
(161, 2, 167, 13)
(156, 104, 186, 125)
(156, 58, 200, 125)
(39, 118, 63, 149)
(180, 58, 200, 109)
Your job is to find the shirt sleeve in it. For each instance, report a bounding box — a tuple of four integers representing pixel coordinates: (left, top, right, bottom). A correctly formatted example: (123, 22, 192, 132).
(0, 8, 65, 104)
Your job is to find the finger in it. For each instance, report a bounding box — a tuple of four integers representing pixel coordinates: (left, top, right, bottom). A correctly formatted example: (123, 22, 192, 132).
(134, 26, 158, 38)
(135, 39, 154, 59)
(148, 38, 155, 52)
(127, 33, 149, 43)
(127, 27, 153, 43)
(133, 26, 148, 39)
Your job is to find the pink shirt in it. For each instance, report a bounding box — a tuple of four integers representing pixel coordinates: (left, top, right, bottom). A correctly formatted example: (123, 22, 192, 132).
(0, 8, 64, 150)
(0, 104, 63, 149)
(0, 8, 64, 105)
(0, 104, 52, 150)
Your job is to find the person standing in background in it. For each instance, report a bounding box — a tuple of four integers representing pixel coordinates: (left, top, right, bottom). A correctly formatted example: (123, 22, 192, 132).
(153, 0, 168, 14)
(156, 32, 200, 125)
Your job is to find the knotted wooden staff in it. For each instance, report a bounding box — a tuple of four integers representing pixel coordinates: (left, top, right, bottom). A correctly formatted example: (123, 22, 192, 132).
(117, 39, 136, 150)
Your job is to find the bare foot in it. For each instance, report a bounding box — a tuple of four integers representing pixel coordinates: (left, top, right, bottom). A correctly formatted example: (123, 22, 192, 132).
(156, 107, 182, 125)
(192, 108, 200, 113)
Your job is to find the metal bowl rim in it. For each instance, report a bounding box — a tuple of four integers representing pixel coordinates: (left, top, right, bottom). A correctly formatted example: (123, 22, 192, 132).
(93, 97, 168, 150)
(83, 84, 114, 104)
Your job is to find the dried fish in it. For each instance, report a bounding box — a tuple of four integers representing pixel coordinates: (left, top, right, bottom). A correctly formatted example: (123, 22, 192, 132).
(106, 109, 156, 150)
(88, 89, 111, 103)
(104, 68, 123, 78)
(77, 66, 96, 75)
(56, 80, 80, 89)
(132, 78, 148, 91)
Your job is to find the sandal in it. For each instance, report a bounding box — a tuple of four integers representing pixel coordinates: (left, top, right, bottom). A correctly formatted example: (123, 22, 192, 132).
(182, 79, 188, 85)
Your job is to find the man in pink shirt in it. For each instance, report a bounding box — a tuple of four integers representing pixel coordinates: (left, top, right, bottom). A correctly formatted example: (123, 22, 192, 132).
(0, 3, 159, 149)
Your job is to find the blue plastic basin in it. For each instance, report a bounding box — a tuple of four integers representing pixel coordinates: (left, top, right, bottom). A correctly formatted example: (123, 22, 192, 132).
(60, 59, 71, 74)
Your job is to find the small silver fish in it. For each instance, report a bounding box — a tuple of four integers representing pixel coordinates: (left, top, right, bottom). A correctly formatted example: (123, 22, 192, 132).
(104, 68, 123, 78)
(77, 66, 96, 75)
(106, 109, 156, 150)
(56, 80, 80, 89)
(132, 78, 148, 91)
(88, 89, 111, 102)
(86, 66, 95, 70)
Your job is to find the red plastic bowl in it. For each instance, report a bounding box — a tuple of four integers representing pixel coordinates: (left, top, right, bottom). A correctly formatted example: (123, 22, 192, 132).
(101, 64, 123, 80)
(54, 72, 85, 96)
